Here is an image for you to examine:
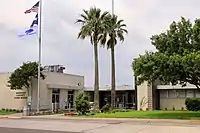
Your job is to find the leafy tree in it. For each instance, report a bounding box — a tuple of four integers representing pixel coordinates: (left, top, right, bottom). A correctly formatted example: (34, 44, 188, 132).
(76, 7, 108, 109)
(8, 61, 45, 96)
(132, 17, 200, 89)
(75, 93, 90, 115)
(100, 14, 128, 108)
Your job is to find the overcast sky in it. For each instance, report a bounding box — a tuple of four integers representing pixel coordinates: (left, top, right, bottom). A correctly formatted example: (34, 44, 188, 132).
(0, 0, 200, 87)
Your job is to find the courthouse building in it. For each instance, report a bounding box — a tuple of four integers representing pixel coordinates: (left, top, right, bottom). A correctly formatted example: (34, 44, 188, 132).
(0, 65, 84, 111)
(0, 65, 136, 111)
(85, 85, 135, 109)
(136, 80, 200, 110)
(2, 64, 200, 112)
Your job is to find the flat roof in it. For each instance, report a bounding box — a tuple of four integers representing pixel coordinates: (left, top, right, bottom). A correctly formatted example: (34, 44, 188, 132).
(84, 85, 134, 91)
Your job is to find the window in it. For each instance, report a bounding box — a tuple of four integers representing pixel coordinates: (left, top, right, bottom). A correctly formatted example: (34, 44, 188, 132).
(52, 88, 60, 93)
(186, 90, 194, 98)
(195, 90, 200, 98)
(177, 90, 186, 98)
(168, 90, 177, 98)
(160, 90, 168, 98)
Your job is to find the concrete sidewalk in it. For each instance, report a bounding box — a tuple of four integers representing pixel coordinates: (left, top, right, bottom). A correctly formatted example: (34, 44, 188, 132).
(2, 114, 200, 125)
(0, 117, 200, 133)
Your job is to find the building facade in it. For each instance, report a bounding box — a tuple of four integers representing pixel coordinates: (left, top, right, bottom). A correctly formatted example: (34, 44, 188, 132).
(0, 71, 84, 111)
(136, 81, 200, 110)
(0, 64, 136, 111)
(84, 85, 135, 109)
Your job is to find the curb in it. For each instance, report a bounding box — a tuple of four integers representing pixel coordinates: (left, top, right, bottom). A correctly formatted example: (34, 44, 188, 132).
(20, 115, 200, 125)
(7, 116, 22, 119)
(0, 115, 22, 119)
(0, 116, 8, 119)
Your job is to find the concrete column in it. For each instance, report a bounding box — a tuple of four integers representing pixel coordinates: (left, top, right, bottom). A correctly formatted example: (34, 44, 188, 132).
(59, 89, 67, 109)
(137, 81, 149, 110)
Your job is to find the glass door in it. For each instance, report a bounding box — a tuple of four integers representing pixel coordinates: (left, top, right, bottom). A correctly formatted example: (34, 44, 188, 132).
(52, 89, 60, 110)
(66, 90, 74, 109)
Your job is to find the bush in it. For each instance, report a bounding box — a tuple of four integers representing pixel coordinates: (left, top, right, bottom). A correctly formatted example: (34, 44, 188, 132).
(185, 98, 200, 111)
(102, 104, 111, 113)
(75, 93, 90, 115)
(113, 108, 130, 112)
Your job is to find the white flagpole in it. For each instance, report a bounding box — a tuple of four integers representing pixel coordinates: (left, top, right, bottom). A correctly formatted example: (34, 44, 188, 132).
(37, 0, 42, 113)
(112, 0, 114, 15)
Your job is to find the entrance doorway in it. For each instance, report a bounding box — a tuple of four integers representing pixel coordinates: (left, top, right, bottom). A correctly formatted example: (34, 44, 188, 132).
(116, 93, 127, 108)
(52, 89, 60, 111)
(65, 90, 74, 109)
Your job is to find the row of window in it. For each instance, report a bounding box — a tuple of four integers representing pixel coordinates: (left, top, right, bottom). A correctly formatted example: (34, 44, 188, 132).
(160, 89, 200, 98)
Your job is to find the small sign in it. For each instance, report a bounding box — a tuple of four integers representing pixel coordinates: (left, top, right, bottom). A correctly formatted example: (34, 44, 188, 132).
(14, 91, 27, 99)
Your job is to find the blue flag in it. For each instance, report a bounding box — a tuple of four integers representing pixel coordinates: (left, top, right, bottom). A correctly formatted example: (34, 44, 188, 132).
(18, 14, 38, 37)
(18, 27, 38, 37)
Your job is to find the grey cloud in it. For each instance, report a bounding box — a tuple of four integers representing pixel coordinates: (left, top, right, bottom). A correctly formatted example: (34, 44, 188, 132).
(1, 0, 200, 86)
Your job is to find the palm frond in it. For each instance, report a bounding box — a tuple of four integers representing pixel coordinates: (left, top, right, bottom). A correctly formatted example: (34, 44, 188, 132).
(80, 14, 88, 21)
(121, 28, 128, 33)
(99, 33, 107, 47)
(117, 19, 124, 25)
(90, 36, 93, 45)
(101, 11, 109, 20)
(83, 9, 89, 16)
(76, 19, 85, 24)
(78, 31, 86, 39)
(120, 24, 127, 27)
(117, 31, 125, 42)
(95, 8, 101, 19)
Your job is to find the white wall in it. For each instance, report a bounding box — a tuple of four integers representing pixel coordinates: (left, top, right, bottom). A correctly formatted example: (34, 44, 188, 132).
(0, 72, 84, 111)
(0, 73, 27, 110)
(44, 72, 84, 90)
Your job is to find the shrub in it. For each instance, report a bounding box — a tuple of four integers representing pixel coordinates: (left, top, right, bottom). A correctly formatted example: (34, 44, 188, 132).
(113, 108, 130, 112)
(75, 93, 90, 115)
(185, 98, 200, 111)
(102, 104, 111, 113)
(92, 108, 101, 113)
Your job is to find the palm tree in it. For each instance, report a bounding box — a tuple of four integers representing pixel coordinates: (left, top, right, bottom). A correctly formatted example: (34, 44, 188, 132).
(76, 7, 108, 109)
(100, 14, 128, 108)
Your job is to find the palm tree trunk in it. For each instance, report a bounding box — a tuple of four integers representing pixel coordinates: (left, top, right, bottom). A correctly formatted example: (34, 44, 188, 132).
(111, 46, 116, 108)
(94, 43, 100, 110)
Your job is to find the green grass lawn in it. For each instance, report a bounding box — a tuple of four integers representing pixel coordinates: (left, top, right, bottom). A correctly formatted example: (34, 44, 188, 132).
(81, 111, 200, 120)
(0, 110, 17, 115)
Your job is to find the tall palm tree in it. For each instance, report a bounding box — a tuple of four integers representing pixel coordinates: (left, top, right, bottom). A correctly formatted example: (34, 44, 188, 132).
(100, 14, 128, 108)
(76, 7, 108, 109)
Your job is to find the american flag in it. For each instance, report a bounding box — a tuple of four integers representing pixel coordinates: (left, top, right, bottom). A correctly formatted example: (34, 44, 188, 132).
(24, 1, 39, 14)
(30, 14, 38, 27)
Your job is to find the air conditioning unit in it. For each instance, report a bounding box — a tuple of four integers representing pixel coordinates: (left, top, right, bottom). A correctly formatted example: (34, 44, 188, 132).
(43, 65, 65, 73)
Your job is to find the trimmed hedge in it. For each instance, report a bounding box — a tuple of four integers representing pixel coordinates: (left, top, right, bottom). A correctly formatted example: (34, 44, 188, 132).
(185, 98, 200, 111)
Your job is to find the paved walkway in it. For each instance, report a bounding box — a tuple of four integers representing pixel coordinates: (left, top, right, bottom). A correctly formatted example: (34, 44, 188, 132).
(0, 127, 75, 133)
(0, 117, 200, 133)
